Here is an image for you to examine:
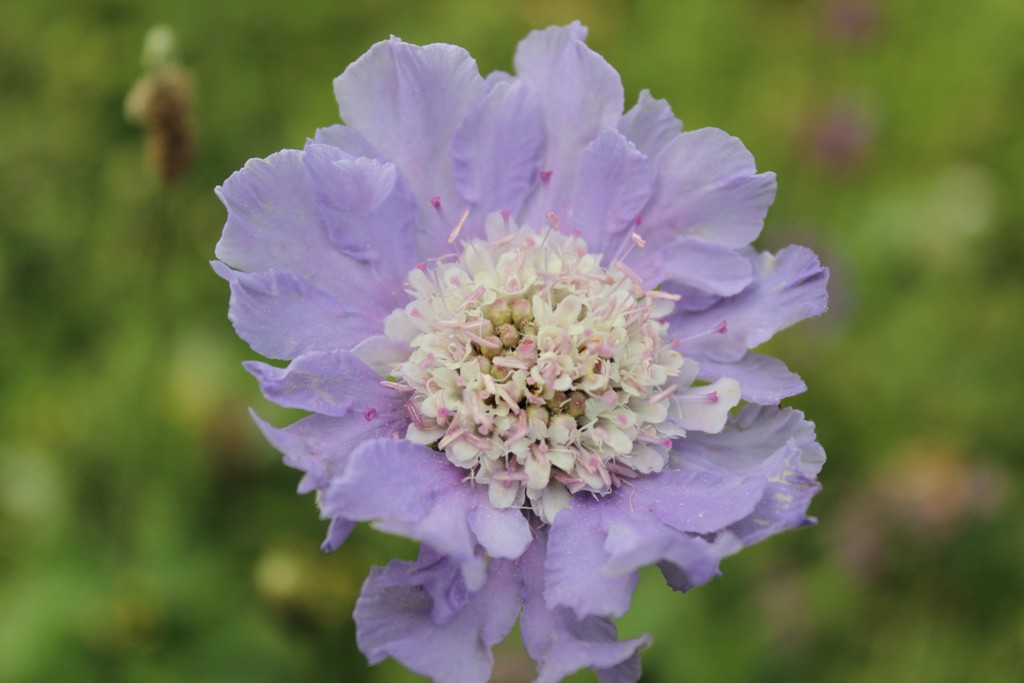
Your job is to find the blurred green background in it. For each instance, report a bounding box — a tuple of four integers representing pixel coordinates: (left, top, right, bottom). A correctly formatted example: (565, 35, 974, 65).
(2, 0, 1022, 681)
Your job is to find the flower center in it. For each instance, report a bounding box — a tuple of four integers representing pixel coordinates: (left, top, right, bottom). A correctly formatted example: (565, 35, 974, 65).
(384, 215, 691, 523)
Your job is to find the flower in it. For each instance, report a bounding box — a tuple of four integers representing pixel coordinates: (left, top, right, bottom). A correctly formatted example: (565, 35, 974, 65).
(214, 21, 828, 683)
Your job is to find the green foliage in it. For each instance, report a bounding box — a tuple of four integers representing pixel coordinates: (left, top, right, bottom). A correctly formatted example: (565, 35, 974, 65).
(1, 1, 1022, 681)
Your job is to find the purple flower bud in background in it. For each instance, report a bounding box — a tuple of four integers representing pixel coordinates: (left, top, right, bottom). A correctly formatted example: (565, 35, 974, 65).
(214, 22, 829, 683)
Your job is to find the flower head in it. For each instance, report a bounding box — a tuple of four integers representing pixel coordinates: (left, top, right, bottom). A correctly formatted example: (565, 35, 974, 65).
(215, 22, 828, 683)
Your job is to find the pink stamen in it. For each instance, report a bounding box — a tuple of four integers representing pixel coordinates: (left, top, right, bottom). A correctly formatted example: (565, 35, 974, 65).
(552, 471, 583, 486)
(675, 320, 729, 346)
(546, 211, 560, 231)
(437, 426, 466, 450)
(615, 261, 644, 288)
(540, 170, 553, 183)
(457, 285, 486, 312)
(492, 356, 530, 370)
(363, 408, 377, 421)
(606, 461, 640, 478)
(431, 195, 453, 235)
(680, 390, 719, 403)
(462, 432, 494, 449)
(645, 290, 682, 301)
(648, 384, 679, 404)
(406, 402, 426, 429)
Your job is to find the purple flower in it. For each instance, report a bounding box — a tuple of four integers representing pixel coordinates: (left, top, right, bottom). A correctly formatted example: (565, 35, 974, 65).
(214, 22, 828, 683)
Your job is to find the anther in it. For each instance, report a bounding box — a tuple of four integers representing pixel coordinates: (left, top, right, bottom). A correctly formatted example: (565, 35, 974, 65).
(546, 212, 560, 231)
(447, 207, 470, 243)
(406, 402, 426, 428)
(647, 384, 679, 404)
(645, 290, 682, 301)
(363, 408, 377, 421)
(540, 170, 553, 183)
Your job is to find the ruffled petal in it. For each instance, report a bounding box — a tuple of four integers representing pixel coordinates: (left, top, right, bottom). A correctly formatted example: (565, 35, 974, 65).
(302, 142, 419, 285)
(695, 352, 807, 404)
(355, 551, 521, 683)
(726, 442, 821, 545)
(514, 21, 624, 225)
(628, 236, 753, 295)
(251, 408, 408, 552)
(312, 123, 382, 159)
(641, 128, 777, 249)
(322, 440, 532, 589)
(570, 130, 653, 253)
(244, 350, 396, 418)
(451, 79, 545, 233)
(214, 150, 330, 277)
(520, 534, 649, 683)
(219, 268, 380, 360)
(543, 498, 639, 619)
(601, 513, 741, 593)
(670, 245, 829, 363)
(215, 150, 400, 311)
(672, 404, 825, 542)
(333, 37, 485, 255)
(617, 89, 682, 158)
(684, 404, 826, 478)
(543, 470, 744, 620)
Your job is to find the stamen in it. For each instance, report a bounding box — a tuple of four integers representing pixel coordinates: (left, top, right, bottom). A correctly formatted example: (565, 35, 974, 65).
(673, 320, 728, 346)
(447, 207, 470, 244)
(647, 384, 679, 404)
(645, 290, 682, 301)
(606, 461, 640, 478)
(406, 401, 426, 428)
(363, 408, 377, 421)
(492, 356, 530, 370)
(437, 426, 466, 450)
(540, 170, 553, 183)
(380, 380, 414, 392)
(615, 261, 644, 288)
(678, 390, 719, 403)
(430, 196, 450, 233)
